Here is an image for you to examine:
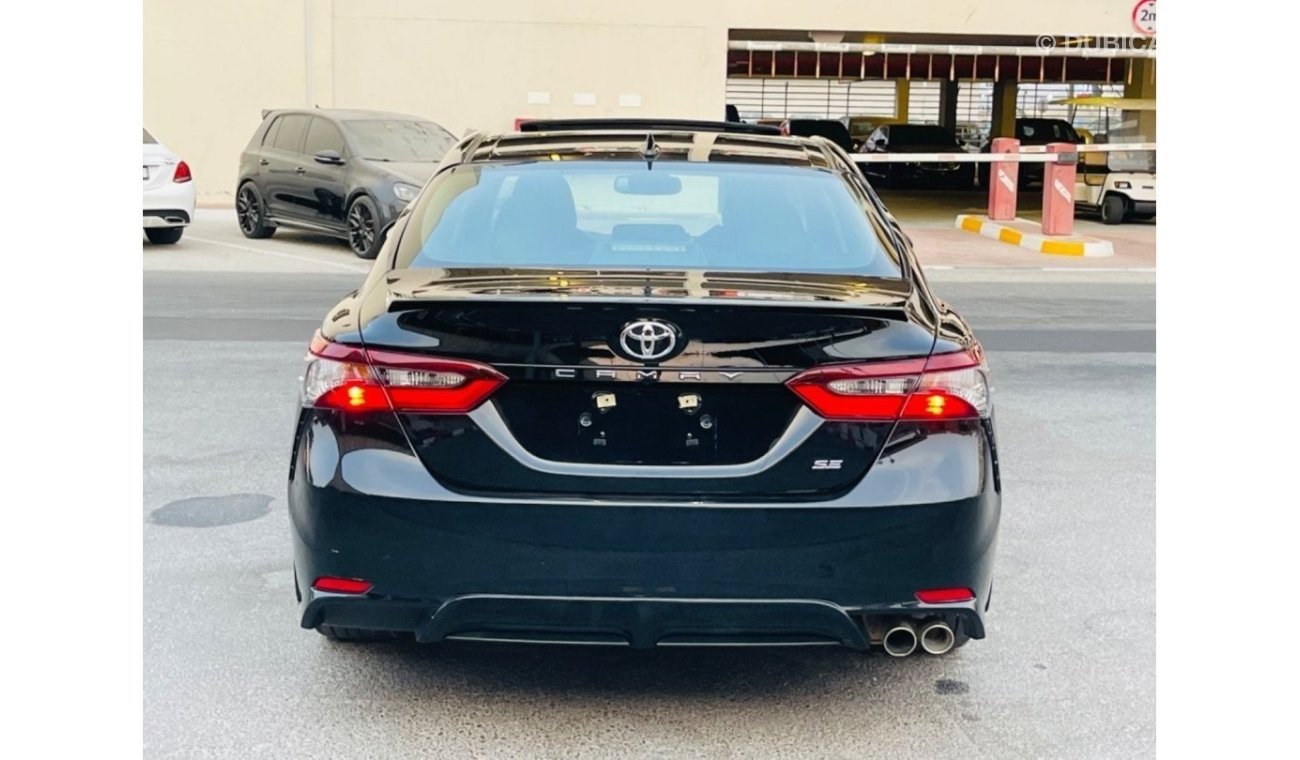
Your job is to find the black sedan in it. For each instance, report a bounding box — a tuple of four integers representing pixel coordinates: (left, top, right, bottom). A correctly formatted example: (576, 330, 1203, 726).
(289, 119, 1001, 657)
(860, 123, 976, 189)
(235, 108, 456, 258)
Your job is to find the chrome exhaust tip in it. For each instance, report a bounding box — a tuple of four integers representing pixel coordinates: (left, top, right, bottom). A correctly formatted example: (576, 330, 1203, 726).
(883, 620, 918, 657)
(919, 620, 955, 655)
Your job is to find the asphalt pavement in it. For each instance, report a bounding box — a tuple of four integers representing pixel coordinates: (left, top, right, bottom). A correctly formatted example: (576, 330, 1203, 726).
(143, 211, 1155, 758)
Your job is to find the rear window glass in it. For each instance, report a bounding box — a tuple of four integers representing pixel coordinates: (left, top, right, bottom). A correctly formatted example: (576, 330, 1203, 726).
(394, 161, 900, 277)
(788, 121, 853, 150)
(888, 126, 961, 147)
(143, 128, 157, 144)
(1019, 120, 1079, 142)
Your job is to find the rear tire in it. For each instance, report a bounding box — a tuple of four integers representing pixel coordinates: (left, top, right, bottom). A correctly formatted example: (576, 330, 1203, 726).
(145, 227, 183, 245)
(1100, 195, 1128, 225)
(316, 625, 401, 642)
(236, 182, 275, 239)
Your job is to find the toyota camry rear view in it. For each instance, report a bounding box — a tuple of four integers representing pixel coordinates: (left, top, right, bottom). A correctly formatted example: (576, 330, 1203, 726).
(288, 119, 1001, 657)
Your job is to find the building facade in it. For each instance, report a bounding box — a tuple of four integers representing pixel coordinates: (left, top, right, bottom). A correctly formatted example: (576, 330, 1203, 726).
(145, 0, 1155, 197)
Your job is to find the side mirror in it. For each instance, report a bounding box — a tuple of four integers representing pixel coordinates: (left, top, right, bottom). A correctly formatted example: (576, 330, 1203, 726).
(314, 149, 344, 166)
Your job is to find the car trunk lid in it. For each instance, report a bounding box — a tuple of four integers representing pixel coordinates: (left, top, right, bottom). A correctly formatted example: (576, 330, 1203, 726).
(358, 268, 937, 499)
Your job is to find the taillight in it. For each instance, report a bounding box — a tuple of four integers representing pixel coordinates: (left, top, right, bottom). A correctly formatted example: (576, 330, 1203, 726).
(787, 347, 989, 421)
(172, 160, 192, 183)
(302, 332, 505, 414)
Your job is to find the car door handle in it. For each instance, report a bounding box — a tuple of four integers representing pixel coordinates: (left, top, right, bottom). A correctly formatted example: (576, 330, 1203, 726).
(294, 166, 306, 174)
(259, 158, 270, 166)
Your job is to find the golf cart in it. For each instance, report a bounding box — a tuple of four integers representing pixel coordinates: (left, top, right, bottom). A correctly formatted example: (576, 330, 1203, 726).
(1075, 148, 1156, 225)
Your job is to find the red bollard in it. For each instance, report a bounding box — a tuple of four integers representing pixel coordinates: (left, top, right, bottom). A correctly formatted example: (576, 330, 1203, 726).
(986, 137, 1019, 221)
(1041, 142, 1078, 236)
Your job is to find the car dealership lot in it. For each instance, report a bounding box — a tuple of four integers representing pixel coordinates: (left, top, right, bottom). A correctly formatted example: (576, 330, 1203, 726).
(144, 214, 1153, 758)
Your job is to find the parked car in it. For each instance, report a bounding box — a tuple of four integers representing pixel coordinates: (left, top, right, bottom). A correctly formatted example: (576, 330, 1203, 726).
(954, 122, 988, 152)
(1075, 149, 1156, 224)
(859, 124, 975, 189)
(780, 118, 855, 153)
(844, 115, 902, 151)
(142, 128, 195, 245)
(289, 118, 1001, 656)
(978, 118, 1082, 188)
(235, 109, 457, 258)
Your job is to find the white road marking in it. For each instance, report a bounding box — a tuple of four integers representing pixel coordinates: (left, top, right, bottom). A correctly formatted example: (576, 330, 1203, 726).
(1040, 267, 1156, 272)
(185, 236, 370, 273)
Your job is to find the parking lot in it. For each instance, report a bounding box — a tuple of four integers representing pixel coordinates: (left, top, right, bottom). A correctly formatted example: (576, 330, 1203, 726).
(144, 209, 1154, 758)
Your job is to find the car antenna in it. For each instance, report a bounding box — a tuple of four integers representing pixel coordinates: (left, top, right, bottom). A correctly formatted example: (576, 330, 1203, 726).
(640, 133, 660, 170)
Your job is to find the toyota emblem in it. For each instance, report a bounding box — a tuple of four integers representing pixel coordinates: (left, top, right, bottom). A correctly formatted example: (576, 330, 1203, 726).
(617, 320, 680, 362)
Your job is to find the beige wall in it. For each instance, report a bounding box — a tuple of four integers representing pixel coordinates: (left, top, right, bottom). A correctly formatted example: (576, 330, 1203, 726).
(145, 0, 1147, 197)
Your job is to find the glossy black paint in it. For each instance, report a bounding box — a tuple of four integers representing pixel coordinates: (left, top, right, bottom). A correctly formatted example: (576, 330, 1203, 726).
(288, 122, 1000, 650)
(290, 406, 999, 648)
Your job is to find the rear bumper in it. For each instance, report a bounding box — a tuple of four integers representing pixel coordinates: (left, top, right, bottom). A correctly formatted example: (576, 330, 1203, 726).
(303, 592, 986, 649)
(143, 181, 196, 226)
(289, 414, 1001, 649)
(1130, 200, 1156, 216)
(142, 209, 192, 228)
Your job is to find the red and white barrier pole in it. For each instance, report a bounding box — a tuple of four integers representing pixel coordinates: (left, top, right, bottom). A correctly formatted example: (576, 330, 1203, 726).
(1041, 142, 1078, 236)
(986, 137, 1019, 221)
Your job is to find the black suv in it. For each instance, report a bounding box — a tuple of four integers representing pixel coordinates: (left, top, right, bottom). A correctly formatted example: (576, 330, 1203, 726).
(235, 109, 456, 258)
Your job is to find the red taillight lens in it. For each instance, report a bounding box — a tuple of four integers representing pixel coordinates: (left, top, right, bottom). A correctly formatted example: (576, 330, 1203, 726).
(313, 576, 373, 595)
(303, 332, 506, 414)
(172, 160, 192, 183)
(915, 587, 975, 604)
(787, 348, 989, 421)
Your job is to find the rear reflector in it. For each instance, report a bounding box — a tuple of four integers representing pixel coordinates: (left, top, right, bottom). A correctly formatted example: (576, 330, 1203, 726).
(172, 160, 192, 183)
(303, 332, 506, 414)
(915, 587, 975, 604)
(786, 347, 989, 421)
(313, 576, 373, 595)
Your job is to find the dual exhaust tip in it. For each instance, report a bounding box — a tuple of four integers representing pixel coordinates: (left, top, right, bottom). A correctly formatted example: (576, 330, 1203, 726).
(882, 619, 956, 657)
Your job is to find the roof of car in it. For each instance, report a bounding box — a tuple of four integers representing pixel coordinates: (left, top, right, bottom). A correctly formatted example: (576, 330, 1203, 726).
(452, 120, 848, 170)
(262, 107, 432, 122)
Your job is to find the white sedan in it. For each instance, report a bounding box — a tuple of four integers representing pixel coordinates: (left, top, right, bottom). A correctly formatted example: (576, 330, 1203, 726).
(143, 128, 195, 244)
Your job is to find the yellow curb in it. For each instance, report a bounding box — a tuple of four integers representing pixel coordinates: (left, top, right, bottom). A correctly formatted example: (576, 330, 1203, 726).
(953, 215, 1113, 258)
(1040, 239, 1085, 256)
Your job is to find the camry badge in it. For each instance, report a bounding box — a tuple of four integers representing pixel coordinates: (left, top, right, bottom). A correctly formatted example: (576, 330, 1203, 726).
(618, 320, 679, 362)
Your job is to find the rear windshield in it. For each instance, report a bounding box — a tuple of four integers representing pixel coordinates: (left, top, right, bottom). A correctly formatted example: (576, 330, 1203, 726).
(788, 121, 853, 149)
(1019, 120, 1079, 142)
(143, 128, 157, 144)
(393, 161, 900, 276)
(889, 125, 960, 147)
(343, 119, 456, 162)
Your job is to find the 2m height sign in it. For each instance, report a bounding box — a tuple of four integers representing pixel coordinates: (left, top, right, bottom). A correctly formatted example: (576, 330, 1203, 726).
(1132, 0, 1156, 36)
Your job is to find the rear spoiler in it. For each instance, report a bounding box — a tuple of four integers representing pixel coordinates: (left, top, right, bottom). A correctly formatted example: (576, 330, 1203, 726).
(517, 118, 779, 136)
